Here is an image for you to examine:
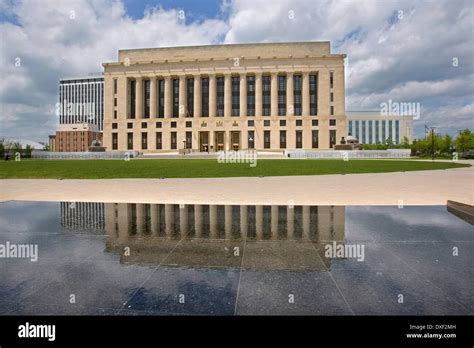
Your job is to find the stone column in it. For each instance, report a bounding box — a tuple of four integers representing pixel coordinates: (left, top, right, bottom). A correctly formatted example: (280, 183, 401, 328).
(164, 76, 171, 118)
(150, 77, 157, 118)
(302, 206, 310, 240)
(179, 75, 186, 117)
(287, 206, 294, 240)
(224, 74, 232, 117)
(209, 205, 217, 239)
(255, 73, 262, 117)
(165, 204, 174, 237)
(193, 75, 201, 118)
(286, 72, 294, 116)
(271, 205, 279, 240)
(209, 74, 216, 117)
(135, 77, 143, 119)
(194, 205, 202, 238)
(302, 71, 309, 116)
(256, 205, 263, 240)
(240, 205, 248, 239)
(225, 205, 232, 239)
(271, 72, 278, 117)
(179, 204, 188, 238)
(136, 203, 145, 235)
(151, 204, 160, 236)
(239, 73, 247, 117)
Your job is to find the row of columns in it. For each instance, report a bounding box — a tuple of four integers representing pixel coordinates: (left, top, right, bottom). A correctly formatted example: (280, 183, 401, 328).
(105, 203, 345, 241)
(129, 72, 316, 119)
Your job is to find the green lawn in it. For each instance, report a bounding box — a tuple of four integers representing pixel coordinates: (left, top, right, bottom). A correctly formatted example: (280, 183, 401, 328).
(0, 159, 469, 179)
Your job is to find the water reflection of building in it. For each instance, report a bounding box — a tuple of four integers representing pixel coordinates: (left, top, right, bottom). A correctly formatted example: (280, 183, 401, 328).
(104, 203, 345, 271)
(60, 201, 105, 233)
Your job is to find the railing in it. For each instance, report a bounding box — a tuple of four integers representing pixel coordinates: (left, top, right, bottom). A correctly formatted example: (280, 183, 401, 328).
(284, 149, 411, 159)
(32, 150, 140, 159)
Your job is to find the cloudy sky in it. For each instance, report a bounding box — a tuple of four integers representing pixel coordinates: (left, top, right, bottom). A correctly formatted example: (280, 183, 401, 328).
(0, 0, 473, 142)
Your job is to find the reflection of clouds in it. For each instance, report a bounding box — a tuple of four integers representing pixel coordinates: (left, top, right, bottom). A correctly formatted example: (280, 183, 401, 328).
(0, 201, 61, 234)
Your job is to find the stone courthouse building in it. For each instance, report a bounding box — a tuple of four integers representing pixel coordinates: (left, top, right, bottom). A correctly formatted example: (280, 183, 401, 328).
(102, 41, 348, 152)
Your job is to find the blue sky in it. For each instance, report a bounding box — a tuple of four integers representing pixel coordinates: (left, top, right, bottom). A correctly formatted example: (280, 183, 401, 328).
(0, 0, 472, 142)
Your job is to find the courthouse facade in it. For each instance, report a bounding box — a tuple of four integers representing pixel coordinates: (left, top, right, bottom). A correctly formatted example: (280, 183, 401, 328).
(102, 42, 347, 152)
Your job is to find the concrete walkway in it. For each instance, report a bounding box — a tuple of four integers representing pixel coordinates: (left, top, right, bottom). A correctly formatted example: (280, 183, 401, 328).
(1, 163, 473, 206)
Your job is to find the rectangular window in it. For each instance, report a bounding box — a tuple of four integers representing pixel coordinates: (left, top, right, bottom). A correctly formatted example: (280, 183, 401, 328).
(144, 79, 150, 118)
(171, 131, 177, 150)
(216, 76, 224, 116)
(127, 122, 133, 129)
(112, 123, 118, 129)
(201, 77, 209, 117)
(262, 75, 271, 116)
(280, 119, 286, 127)
(112, 133, 118, 150)
(129, 80, 136, 119)
(329, 119, 336, 126)
(247, 76, 255, 116)
(264, 120, 270, 127)
(369, 120, 373, 144)
(355, 120, 360, 140)
(156, 132, 162, 150)
(348, 120, 352, 136)
(113, 78, 117, 94)
(382, 120, 386, 143)
(389, 120, 393, 143)
(312, 130, 319, 149)
(312, 119, 319, 127)
(330, 72, 334, 89)
(362, 120, 366, 144)
(141, 132, 148, 150)
(114, 98, 117, 106)
(278, 75, 286, 116)
(157, 79, 164, 118)
(330, 92, 334, 102)
(330, 106, 334, 116)
(309, 74, 318, 115)
(264, 130, 271, 149)
(296, 119, 303, 127)
(187, 78, 194, 117)
(375, 120, 380, 144)
(114, 110, 117, 119)
(296, 130, 303, 148)
(186, 131, 192, 149)
(293, 75, 302, 116)
(141, 122, 147, 128)
(248, 130, 255, 149)
(395, 120, 400, 144)
(127, 132, 133, 150)
(172, 78, 179, 118)
(329, 130, 336, 148)
(248, 120, 255, 127)
(186, 121, 192, 128)
(280, 130, 286, 149)
(156, 122, 162, 128)
(171, 121, 177, 128)
(231, 76, 240, 116)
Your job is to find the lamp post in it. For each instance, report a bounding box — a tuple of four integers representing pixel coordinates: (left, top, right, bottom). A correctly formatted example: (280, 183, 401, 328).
(182, 139, 186, 155)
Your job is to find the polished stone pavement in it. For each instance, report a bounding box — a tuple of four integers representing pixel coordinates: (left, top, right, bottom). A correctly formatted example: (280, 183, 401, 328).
(0, 202, 472, 315)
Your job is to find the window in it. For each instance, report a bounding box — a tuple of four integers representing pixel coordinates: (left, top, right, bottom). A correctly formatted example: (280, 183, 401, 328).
(355, 120, 360, 140)
(186, 131, 192, 149)
(330, 92, 334, 102)
(171, 132, 177, 149)
(158, 79, 164, 118)
(248, 120, 254, 127)
(280, 119, 286, 127)
(264, 130, 271, 148)
(296, 119, 303, 127)
(127, 132, 133, 150)
(114, 110, 117, 119)
(113, 78, 117, 94)
(278, 75, 286, 116)
(127, 122, 133, 129)
(330, 106, 334, 116)
(382, 120, 386, 143)
(141, 132, 148, 150)
(172, 78, 179, 118)
(280, 130, 286, 149)
(362, 120, 366, 144)
(312, 119, 319, 127)
(112, 133, 118, 150)
(395, 120, 400, 144)
(187, 78, 194, 117)
(186, 121, 192, 128)
(348, 120, 352, 136)
(312, 130, 319, 148)
(156, 132, 162, 150)
(329, 119, 336, 126)
(171, 121, 177, 128)
(141, 122, 147, 128)
(369, 120, 373, 144)
(248, 130, 255, 149)
(389, 120, 393, 143)
(144, 79, 150, 118)
(247, 76, 255, 116)
(309, 74, 317, 115)
(375, 120, 380, 144)
(231, 76, 240, 116)
(201, 78, 209, 117)
(114, 98, 117, 106)
(112, 123, 118, 129)
(330, 72, 334, 89)
(294, 75, 302, 116)
(329, 130, 336, 148)
(129, 80, 136, 119)
(216, 77, 224, 116)
(296, 130, 303, 148)
(262, 75, 271, 116)
(156, 122, 162, 128)
(264, 120, 271, 127)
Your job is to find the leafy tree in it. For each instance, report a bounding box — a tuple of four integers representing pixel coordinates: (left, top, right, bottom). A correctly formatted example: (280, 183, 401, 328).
(454, 129, 474, 156)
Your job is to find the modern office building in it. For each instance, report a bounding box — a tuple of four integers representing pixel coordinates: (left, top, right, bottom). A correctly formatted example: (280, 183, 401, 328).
(59, 75, 104, 131)
(102, 42, 347, 152)
(346, 111, 413, 145)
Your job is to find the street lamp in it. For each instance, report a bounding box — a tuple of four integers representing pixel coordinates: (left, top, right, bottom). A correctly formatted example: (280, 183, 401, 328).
(182, 139, 186, 155)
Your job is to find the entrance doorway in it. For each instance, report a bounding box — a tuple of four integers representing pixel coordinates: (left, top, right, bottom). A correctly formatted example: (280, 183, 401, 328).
(215, 131, 225, 151)
(199, 131, 209, 152)
(230, 131, 240, 151)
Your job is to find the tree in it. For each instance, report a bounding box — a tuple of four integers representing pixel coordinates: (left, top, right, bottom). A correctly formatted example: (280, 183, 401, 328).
(454, 129, 474, 157)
